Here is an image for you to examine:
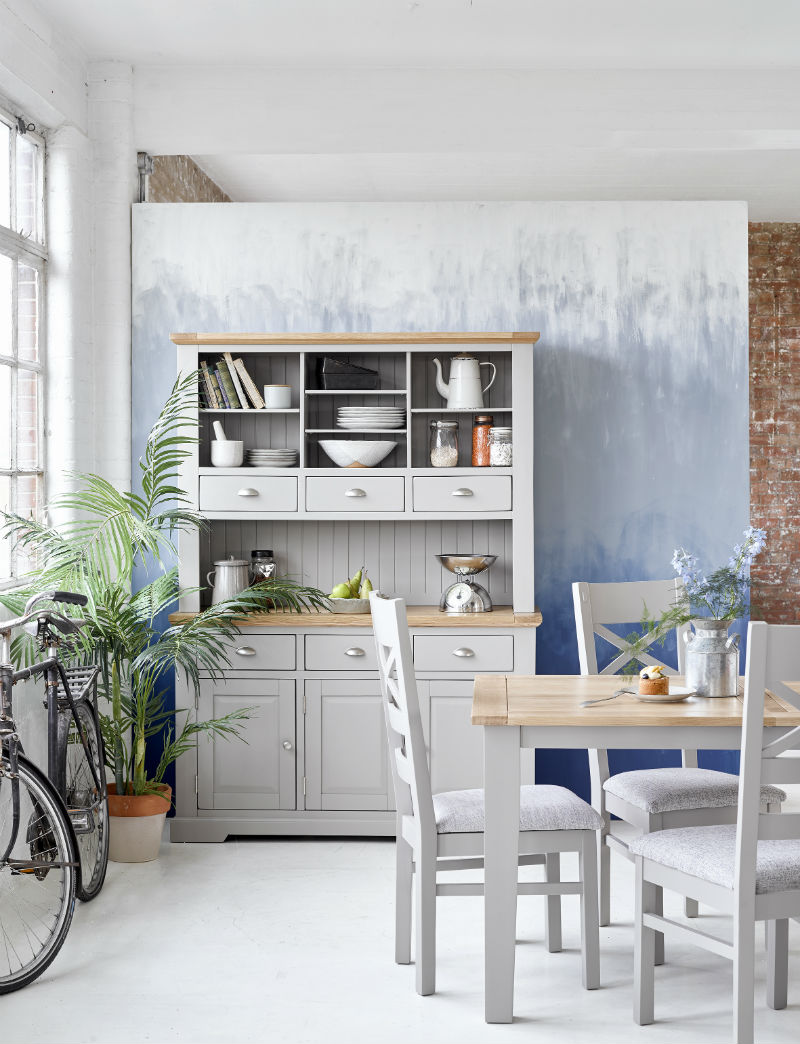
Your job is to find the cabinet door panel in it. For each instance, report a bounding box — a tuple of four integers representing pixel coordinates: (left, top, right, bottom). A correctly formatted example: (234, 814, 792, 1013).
(426, 680, 485, 793)
(305, 679, 392, 811)
(198, 678, 295, 810)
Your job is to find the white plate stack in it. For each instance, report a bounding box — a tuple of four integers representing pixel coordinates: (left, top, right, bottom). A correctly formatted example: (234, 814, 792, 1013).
(245, 448, 299, 467)
(336, 406, 406, 430)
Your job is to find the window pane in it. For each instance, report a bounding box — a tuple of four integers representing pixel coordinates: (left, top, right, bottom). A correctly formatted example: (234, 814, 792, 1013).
(15, 134, 41, 242)
(0, 475, 10, 579)
(15, 472, 41, 522)
(16, 367, 39, 469)
(17, 263, 39, 363)
(0, 364, 10, 469)
(0, 254, 11, 358)
(0, 120, 9, 228)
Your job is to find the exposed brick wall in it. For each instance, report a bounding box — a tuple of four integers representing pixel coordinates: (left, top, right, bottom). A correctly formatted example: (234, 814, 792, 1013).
(749, 222, 800, 622)
(148, 156, 231, 202)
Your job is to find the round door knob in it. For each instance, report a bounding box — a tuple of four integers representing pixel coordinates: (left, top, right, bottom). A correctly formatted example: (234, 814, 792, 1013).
(345, 488, 366, 497)
(237, 488, 259, 497)
(451, 488, 474, 497)
(453, 647, 475, 657)
(282, 740, 293, 751)
(235, 647, 257, 657)
(345, 647, 366, 657)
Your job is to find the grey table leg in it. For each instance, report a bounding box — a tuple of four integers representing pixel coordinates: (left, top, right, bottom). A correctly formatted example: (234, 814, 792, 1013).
(484, 724, 521, 1024)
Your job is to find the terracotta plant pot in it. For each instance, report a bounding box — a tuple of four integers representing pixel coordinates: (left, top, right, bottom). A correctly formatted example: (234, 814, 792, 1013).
(107, 783, 172, 863)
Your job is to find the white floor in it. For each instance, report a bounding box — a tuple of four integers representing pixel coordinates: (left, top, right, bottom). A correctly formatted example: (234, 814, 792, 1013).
(3, 827, 798, 1044)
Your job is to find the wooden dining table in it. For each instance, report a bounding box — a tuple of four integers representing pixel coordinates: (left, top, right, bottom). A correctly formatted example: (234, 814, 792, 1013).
(471, 674, 800, 1024)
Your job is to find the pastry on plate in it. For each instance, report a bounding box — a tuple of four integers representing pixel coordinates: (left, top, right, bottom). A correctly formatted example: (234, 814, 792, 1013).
(639, 664, 669, 696)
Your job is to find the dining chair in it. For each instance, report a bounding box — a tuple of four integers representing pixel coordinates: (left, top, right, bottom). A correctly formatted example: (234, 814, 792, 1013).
(573, 579, 785, 958)
(630, 621, 800, 1044)
(370, 590, 602, 996)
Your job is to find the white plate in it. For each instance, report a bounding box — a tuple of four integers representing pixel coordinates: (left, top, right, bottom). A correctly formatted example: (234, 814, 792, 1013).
(633, 686, 696, 704)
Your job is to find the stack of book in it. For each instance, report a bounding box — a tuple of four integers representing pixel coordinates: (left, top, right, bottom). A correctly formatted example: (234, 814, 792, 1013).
(198, 353, 266, 410)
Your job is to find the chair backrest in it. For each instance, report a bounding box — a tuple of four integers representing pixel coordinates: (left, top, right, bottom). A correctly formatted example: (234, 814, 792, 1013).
(369, 591, 436, 840)
(736, 622, 800, 900)
(572, 578, 689, 676)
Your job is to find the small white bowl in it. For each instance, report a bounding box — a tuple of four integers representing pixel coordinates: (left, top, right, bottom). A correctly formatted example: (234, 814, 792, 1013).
(210, 440, 244, 467)
(319, 440, 397, 468)
(328, 597, 371, 614)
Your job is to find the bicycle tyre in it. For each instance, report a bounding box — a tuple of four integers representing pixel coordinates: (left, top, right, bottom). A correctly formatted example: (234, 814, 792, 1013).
(65, 699, 109, 902)
(0, 753, 77, 993)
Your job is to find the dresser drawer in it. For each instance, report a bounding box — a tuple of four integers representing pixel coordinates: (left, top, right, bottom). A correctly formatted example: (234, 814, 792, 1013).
(412, 635, 514, 672)
(305, 476, 404, 512)
(305, 634, 378, 671)
(200, 475, 298, 513)
(412, 475, 511, 512)
(224, 633, 296, 671)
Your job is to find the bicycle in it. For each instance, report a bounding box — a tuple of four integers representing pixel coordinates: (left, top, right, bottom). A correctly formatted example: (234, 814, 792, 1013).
(0, 590, 109, 993)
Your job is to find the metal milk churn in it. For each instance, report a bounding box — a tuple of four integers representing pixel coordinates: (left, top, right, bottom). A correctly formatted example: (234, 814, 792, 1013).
(683, 618, 740, 698)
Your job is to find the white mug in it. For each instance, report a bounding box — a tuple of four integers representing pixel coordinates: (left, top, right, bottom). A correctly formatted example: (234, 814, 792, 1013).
(264, 385, 292, 409)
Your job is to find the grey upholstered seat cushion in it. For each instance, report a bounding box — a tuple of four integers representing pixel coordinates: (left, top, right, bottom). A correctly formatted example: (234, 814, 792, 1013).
(629, 824, 800, 894)
(603, 767, 785, 814)
(432, 784, 602, 834)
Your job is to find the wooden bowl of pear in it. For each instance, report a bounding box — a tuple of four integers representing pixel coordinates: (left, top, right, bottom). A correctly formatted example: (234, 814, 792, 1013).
(328, 597, 371, 614)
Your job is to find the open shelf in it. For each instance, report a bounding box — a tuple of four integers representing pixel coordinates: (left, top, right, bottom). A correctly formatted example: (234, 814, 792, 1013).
(201, 408, 300, 414)
(305, 389, 407, 396)
(410, 407, 512, 414)
(306, 428, 407, 434)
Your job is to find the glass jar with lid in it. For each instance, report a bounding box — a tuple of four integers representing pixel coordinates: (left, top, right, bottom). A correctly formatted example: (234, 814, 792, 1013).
(489, 427, 512, 466)
(472, 414, 493, 467)
(429, 420, 459, 467)
(250, 549, 276, 583)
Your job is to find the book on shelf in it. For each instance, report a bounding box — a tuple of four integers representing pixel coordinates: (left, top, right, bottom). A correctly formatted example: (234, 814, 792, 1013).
(233, 357, 265, 409)
(214, 367, 232, 408)
(215, 359, 241, 408)
(208, 369, 225, 408)
(199, 360, 221, 408)
(223, 351, 250, 409)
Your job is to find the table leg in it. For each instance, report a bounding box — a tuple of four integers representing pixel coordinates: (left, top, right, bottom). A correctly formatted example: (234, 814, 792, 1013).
(484, 724, 521, 1024)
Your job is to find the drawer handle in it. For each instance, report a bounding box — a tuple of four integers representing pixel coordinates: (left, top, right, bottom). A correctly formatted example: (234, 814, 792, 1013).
(282, 740, 294, 751)
(235, 647, 257, 657)
(451, 488, 474, 497)
(453, 647, 475, 658)
(237, 487, 260, 497)
(345, 488, 366, 498)
(345, 647, 366, 657)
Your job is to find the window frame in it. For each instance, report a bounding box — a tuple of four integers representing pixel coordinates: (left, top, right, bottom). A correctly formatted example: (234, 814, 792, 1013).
(0, 102, 47, 588)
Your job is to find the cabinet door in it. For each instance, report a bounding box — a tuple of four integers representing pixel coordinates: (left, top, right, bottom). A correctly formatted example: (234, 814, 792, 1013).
(304, 679, 392, 811)
(198, 677, 296, 810)
(423, 680, 485, 793)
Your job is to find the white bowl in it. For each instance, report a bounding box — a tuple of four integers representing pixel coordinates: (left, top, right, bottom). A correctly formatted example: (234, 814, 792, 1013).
(210, 440, 244, 467)
(328, 597, 371, 614)
(319, 440, 397, 468)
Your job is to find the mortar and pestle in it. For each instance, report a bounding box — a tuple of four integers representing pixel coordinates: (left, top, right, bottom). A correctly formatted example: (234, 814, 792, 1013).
(210, 421, 244, 467)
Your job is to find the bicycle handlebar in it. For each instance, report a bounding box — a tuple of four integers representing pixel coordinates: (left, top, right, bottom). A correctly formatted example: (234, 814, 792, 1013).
(24, 590, 88, 614)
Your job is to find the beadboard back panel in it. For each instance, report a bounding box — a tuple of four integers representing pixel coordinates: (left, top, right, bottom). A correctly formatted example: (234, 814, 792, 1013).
(201, 518, 513, 607)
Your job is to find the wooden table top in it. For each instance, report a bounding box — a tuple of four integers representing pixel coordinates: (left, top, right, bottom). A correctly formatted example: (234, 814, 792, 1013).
(471, 674, 800, 728)
(169, 605, 542, 629)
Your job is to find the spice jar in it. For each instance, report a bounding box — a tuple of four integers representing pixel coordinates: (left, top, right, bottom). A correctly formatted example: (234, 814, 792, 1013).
(472, 414, 493, 467)
(489, 427, 513, 467)
(429, 420, 459, 467)
(251, 549, 276, 583)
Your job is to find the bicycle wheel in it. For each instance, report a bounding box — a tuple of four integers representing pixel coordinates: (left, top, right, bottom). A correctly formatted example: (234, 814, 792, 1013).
(65, 700, 109, 901)
(0, 753, 77, 993)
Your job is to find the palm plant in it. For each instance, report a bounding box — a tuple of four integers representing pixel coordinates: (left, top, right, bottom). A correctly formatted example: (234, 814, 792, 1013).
(0, 374, 329, 796)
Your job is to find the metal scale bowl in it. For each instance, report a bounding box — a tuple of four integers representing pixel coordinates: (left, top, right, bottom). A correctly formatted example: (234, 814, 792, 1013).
(436, 554, 497, 613)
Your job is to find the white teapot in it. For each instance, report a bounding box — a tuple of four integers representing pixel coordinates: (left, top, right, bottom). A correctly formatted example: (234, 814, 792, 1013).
(433, 355, 496, 410)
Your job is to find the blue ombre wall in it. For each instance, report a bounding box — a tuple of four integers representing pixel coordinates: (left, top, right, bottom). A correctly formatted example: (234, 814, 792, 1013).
(132, 201, 749, 797)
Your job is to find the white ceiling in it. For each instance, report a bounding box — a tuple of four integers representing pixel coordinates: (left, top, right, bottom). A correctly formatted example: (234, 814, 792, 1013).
(30, 0, 800, 217)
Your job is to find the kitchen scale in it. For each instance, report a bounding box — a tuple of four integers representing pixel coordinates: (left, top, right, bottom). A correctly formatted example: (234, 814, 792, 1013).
(436, 554, 497, 613)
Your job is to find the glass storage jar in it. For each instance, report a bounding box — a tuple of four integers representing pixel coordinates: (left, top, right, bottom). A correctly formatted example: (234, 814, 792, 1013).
(429, 420, 459, 467)
(471, 414, 493, 467)
(489, 427, 513, 466)
(251, 549, 276, 583)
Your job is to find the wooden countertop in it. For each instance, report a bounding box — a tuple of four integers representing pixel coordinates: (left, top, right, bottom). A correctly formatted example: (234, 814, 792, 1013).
(472, 674, 800, 727)
(168, 605, 542, 629)
(171, 332, 539, 345)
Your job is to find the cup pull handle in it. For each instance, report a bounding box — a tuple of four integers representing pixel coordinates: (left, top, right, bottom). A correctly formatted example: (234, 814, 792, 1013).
(452, 488, 474, 497)
(345, 647, 366, 657)
(237, 488, 259, 497)
(345, 488, 366, 497)
(235, 647, 257, 657)
(453, 647, 475, 658)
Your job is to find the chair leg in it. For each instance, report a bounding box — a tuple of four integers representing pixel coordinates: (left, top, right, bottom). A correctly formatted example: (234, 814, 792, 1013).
(633, 859, 656, 1026)
(598, 833, 611, 927)
(579, 835, 600, 989)
(766, 919, 789, 1011)
(415, 848, 437, 996)
(545, 852, 562, 953)
(395, 836, 413, 965)
(685, 897, 699, 919)
(653, 885, 665, 966)
(733, 918, 755, 1044)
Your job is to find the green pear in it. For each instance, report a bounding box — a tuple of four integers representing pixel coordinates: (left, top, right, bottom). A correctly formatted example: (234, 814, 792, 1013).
(359, 576, 373, 600)
(330, 582, 352, 599)
(348, 566, 363, 598)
